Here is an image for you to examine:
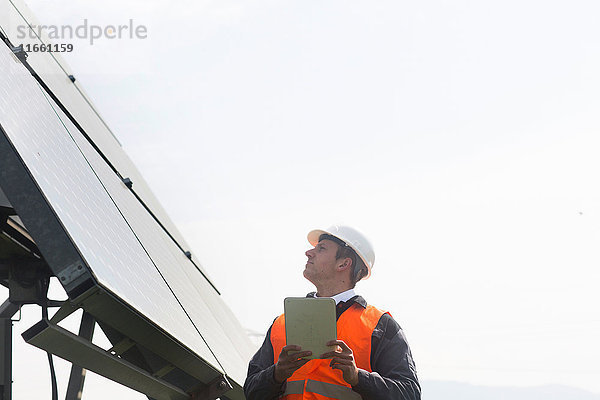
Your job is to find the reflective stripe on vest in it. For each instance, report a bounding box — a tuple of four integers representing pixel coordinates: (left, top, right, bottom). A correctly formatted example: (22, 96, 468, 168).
(283, 379, 363, 400)
(271, 303, 389, 400)
(284, 381, 305, 395)
(306, 379, 363, 400)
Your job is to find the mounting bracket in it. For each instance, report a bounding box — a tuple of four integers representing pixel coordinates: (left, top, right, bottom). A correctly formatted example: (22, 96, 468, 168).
(190, 375, 232, 400)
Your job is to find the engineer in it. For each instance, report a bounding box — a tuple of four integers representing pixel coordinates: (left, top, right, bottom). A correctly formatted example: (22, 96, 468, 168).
(243, 225, 421, 399)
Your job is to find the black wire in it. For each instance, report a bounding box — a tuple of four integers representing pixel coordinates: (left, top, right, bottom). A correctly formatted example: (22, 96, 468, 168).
(46, 352, 58, 400)
(42, 304, 58, 400)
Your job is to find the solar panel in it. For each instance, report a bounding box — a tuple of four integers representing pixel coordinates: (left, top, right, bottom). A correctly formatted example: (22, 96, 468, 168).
(0, 0, 198, 265)
(0, 18, 253, 400)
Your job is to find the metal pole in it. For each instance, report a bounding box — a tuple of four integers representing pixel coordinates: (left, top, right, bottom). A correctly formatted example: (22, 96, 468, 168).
(0, 300, 19, 400)
(65, 312, 95, 400)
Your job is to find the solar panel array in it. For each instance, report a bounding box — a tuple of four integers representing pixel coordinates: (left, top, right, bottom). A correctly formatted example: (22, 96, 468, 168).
(0, 7, 253, 395)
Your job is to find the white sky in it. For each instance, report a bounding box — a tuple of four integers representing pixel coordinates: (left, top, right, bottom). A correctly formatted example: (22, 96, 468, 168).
(3, 0, 600, 398)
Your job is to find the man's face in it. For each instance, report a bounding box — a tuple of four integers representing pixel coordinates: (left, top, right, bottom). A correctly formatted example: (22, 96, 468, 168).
(303, 239, 341, 285)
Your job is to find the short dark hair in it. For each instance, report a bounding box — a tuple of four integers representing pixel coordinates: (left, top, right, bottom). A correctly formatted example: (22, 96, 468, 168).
(319, 234, 367, 286)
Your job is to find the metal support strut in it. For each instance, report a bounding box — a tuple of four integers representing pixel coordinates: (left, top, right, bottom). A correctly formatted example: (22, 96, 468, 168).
(0, 300, 20, 400)
(65, 312, 95, 400)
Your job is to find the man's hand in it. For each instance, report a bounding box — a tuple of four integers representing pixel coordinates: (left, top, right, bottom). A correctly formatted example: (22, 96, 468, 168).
(320, 340, 359, 386)
(274, 345, 312, 383)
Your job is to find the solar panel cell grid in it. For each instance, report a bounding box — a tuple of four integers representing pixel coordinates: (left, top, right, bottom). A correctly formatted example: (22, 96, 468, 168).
(0, 44, 223, 371)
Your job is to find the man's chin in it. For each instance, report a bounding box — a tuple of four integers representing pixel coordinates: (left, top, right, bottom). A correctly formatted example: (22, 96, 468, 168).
(302, 268, 311, 281)
(303, 269, 316, 286)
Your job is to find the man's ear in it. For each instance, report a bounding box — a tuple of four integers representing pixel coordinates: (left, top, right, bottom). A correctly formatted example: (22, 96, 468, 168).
(337, 257, 353, 272)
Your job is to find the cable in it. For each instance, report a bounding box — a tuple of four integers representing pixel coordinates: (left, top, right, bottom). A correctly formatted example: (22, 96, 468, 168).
(41, 304, 58, 400)
(46, 352, 58, 400)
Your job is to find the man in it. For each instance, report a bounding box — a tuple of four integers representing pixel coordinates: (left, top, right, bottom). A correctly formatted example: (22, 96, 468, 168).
(244, 225, 420, 399)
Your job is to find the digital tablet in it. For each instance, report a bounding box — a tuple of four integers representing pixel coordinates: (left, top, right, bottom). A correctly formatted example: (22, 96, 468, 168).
(284, 297, 336, 359)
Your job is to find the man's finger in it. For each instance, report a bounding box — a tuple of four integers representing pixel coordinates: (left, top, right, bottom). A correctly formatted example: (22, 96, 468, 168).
(293, 358, 311, 367)
(291, 351, 312, 359)
(326, 340, 352, 353)
(280, 345, 303, 358)
(292, 356, 310, 364)
(330, 363, 351, 370)
(329, 357, 353, 367)
(320, 351, 352, 359)
(331, 353, 353, 361)
(281, 351, 311, 364)
(281, 344, 302, 354)
(286, 358, 310, 372)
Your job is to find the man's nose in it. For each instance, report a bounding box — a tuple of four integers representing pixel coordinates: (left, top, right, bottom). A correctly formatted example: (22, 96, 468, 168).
(305, 248, 315, 258)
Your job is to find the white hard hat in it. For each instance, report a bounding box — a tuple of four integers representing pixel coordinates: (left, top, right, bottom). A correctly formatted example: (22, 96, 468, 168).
(307, 225, 375, 280)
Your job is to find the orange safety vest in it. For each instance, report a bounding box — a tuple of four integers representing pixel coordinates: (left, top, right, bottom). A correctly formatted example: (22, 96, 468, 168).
(270, 303, 388, 400)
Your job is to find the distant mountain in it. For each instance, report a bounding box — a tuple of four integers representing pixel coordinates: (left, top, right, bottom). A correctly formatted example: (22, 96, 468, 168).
(423, 381, 600, 400)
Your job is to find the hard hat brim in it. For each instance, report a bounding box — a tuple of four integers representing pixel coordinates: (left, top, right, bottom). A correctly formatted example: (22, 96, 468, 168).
(307, 229, 327, 247)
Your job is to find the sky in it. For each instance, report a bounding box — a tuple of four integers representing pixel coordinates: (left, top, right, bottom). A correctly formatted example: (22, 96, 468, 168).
(2, 0, 600, 398)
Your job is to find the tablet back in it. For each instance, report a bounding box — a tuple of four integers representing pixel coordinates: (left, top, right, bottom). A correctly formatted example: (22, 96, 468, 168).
(284, 297, 336, 359)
